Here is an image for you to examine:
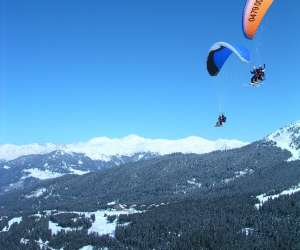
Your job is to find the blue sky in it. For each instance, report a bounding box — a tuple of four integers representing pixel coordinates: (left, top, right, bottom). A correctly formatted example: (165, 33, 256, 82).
(0, 0, 299, 144)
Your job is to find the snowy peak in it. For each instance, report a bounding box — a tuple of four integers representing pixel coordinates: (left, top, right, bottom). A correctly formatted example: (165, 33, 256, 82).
(0, 143, 58, 162)
(0, 150, 158, 193)
(266, 121, 300, 161)
(0, 135, 248, 161)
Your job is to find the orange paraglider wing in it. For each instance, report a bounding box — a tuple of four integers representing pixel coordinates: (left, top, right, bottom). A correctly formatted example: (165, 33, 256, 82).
(243, 0, 274, 39)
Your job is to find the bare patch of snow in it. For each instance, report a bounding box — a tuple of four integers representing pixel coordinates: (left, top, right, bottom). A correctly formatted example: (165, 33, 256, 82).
(107, 201, 117, 206)
(235, 168, 254, 178)
(241, 227, 254, 236)
(69, 168, 90, 175)
(223, 168, 254, 184)
(79, 246, 108, 250)
(187, 178, 202, 188)
(47, 208, 143, 237)
(3, 165, 10, 170)
(25, 188, 47, 198)
(137, 154, 144, 160)
(20, 238, 29, 245)
(49, 220, 79, 235)
(35, 238, 55, 250)
(86, 208, 141, 237)
(79, 246, 94, 250)
(255, 183, 300, 209)
(1, 217, 22, 232)
(23, 168, 63, 180)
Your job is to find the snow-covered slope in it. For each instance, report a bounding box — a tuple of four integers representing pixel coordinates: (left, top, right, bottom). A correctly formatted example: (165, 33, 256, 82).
(0, 150, 157, 193)
(266, 121, 300, 161)
(0, 135, 248, 161)
(255, 182, 300, 209)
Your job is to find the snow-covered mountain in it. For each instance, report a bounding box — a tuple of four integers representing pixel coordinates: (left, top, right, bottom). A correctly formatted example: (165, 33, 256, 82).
(266, 121, 300, 161)
(0, 135, 248, 161)
(0, 150, 157, 194)
(1, 123, 300, 250)
(0, 135, 247, 194)
(2, 119, 300, 194)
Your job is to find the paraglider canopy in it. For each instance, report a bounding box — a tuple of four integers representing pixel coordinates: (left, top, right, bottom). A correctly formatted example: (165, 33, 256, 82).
(243, 0, 274, 39)
(207, 42, 250, 76)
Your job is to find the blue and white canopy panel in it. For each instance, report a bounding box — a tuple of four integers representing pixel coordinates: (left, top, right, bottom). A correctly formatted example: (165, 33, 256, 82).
(207, 42, 250, 76)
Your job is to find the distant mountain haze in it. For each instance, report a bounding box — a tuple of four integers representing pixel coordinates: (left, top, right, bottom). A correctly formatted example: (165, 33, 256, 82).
(0, 135, 247, 161)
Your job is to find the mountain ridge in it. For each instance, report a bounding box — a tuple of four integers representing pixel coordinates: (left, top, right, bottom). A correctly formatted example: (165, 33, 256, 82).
(0, 134, 248, 161)
(266, 120, 300, 161)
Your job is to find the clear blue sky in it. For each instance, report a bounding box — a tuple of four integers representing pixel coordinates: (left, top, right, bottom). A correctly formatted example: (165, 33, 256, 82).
(0, 0, 299, 144)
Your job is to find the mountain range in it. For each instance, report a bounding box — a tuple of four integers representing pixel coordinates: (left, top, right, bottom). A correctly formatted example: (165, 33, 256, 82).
(0, 135, 247, 161)
(0, 135, 247, 195)
(1, 121, 300, 250)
